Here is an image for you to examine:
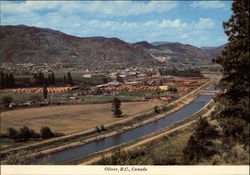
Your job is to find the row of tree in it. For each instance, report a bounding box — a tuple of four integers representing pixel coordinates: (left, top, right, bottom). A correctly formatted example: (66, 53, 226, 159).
(33, 72, 55, 85)
(159, 68, 203, 77)
(33, 72, 73, 85)
(7, 126, 54, 142)
(0, 72, 15, 89)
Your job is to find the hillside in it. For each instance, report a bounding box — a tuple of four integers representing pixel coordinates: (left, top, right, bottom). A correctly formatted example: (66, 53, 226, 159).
(0, 25, 157, 70)
(151, 41, 173, 46)
(134, 41, 156, 49)
(148, 42, 213, 64)
(201, 44, 226, 57)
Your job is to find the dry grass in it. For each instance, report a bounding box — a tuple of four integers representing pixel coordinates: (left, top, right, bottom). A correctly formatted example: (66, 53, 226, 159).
(1, 101, 163, 134)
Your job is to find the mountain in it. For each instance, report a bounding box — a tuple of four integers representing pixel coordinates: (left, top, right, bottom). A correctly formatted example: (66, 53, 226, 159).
(0, 25, 157, 70)
(201, 44, 226, 57)
(134, 41, 156, 49)
(151, 41, 173, 46)
(147, 42, 213, 64)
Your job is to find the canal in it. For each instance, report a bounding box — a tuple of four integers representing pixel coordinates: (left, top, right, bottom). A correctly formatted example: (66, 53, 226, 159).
(37, 93, 213, 164)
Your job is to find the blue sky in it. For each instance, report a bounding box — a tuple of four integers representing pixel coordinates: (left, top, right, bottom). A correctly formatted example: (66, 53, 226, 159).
(1, 1, 232, 47)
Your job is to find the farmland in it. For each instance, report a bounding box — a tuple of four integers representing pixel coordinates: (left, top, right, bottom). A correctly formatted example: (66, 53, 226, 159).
(0, 100, 163, 134)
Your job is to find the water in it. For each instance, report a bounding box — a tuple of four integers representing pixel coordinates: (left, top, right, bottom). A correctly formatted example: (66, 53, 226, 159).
(37, 94, 213, 164)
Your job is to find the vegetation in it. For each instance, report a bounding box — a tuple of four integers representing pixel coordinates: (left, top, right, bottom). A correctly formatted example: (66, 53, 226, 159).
(182, 117, 219, 164)
(40, 127, 54, 139)
(67, 72, 73, 84)
(116, 73, 124, 83)
(0, 72, 15, 89)
(97, 148, 154, 165)
(213, 0, 249, 148)
(1, 95, 13, 106)
(6, 126, 54, 142)
(154, 105, 160, 113)
(112, 97, 123, 117)
(29, 94, 43, 102)
(159, 67, 203, 77)
(43, 85, 48, 100)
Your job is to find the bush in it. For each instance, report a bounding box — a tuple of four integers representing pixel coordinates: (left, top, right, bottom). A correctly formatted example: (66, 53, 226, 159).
(100, 125, 106, 131)
(18, 126, 33, 141)
(95, 126, 101, 132)
(1, 96, 13, 106)
(40, 126, 54, 139)
(7, 127, 18, 140)
(162, 105, 169, 112)
(154, 106, 160, 113)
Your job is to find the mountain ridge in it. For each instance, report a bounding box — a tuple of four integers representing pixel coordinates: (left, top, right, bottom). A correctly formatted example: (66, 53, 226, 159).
(0, 25, 157, 70)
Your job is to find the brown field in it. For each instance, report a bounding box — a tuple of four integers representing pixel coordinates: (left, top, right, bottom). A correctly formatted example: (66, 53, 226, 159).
(0, 101, 163, 134)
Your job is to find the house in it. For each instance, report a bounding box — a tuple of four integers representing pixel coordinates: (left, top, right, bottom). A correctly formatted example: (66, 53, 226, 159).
(159, 85, 170, 91)
(150, 96, 160, 100)
(82, 74, 92, 78)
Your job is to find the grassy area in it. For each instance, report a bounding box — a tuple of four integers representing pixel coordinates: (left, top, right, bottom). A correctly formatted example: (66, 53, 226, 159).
(0, 91, 36, 104)
(1, 101, 163, 134)
(79, 95, 137, 103)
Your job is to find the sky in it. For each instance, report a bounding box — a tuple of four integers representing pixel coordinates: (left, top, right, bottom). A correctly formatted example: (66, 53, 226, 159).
(0, 1, 233, 47)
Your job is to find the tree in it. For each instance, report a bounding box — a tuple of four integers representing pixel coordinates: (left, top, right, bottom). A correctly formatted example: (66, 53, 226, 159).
(18, 126, 32, 141)
(40, 126, 54, 139)
(0, 71, 5, 89)
(154, 105, 160, 113)
(214, 0, 249, 146)
(112, 97, 122, 117)
(5, 73, 9, 88)
(9, 73, 15, 88)
(51, 72, 55, 84)
(93, 87, 102, 95)
(7, 127, 18, 140)
(67, 72, 73, 84)
(193, 117, 218, 140)
(63, 75, 67, 84)
(116, 73, 124, 83)
(183, 117, 218, 164)
(38, 72, 45, 84)
(43, 85, 48, 100)
(48, 74, 52, 85)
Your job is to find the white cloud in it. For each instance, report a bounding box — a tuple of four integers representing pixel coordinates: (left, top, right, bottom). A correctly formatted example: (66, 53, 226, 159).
(1, 1, 178, 17)
(191, 1, 226, 9)
(159, 19, 186, 29)
(194, 18, 215, 29)
(0, 1, 227, 46)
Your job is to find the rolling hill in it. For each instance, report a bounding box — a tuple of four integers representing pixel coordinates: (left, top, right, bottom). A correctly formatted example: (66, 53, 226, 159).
(143, 42, 213, 64)
(1, 25, 222, 68)
(201, 44, 226, 57)
(0, 25, 157, 69)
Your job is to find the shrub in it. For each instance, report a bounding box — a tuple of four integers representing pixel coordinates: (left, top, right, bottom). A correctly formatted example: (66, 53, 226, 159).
(7, 127, 18, 140)
(1, 96, 13, 106)
(154, 106, 160, 113)
(40, 126, 54, 139)
(18, 126, 33, 141)
(95, 126, 101, 132)
(100, 125, 106, 131)
(112, 97, 122, 117)
(162, 105, 169, 112)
